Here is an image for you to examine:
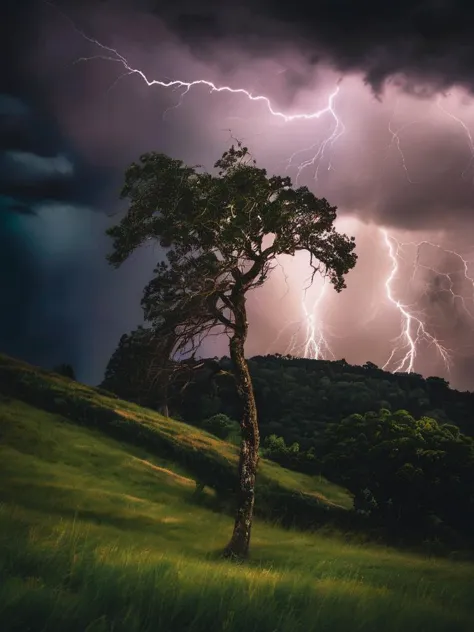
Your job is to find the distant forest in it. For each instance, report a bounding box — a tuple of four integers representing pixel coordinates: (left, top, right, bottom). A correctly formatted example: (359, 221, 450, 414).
(174, 355, 474, 440)
(101, 333, 474, 445)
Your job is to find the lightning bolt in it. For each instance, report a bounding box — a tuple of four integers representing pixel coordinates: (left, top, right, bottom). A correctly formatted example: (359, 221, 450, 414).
(72, 26, 346, 189)
(266, 280, 334, 360)
(285, 86, 345, 183)
(408, 240, 474, 320)
(58, 14, 342, 362)
(436, 96, 474, 180)
(381, 229, 453, 373)
(381, 98, 474, 375)
(70, 29, 341, 124)
(384, 96, 438, 184)
(300, 281, 335, 359)
(386, 119, 421, 184)
(385, 96, 474, 184)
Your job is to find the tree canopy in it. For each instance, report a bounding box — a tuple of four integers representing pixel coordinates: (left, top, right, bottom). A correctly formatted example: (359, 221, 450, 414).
(321, 409, 474, 537)
(107, 144, 356, 350)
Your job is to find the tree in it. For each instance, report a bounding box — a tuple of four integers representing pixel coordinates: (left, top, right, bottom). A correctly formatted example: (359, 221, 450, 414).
(102, 327, 223, 416)
(101, 327, 168, 410)
(201, 413, 240, 440)
(321, 409, 474, 536)
(106, 143, 357, 558)
(53, 363, 76, 380)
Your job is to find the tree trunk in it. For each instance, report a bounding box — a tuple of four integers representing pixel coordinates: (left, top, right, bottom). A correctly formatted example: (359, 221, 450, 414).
(224, 305, 260, 559)
(152, 334, 176, 418)
(158, 378, 169, 417)
(159, 401, 169, 417)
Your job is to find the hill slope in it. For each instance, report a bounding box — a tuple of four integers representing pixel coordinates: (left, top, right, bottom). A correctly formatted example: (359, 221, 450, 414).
(0, 353, 352, 518)
(1, 355, 474, 631)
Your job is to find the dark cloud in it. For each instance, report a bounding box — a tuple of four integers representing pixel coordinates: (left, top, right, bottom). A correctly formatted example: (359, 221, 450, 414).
(1, 0, 474, 389)
(1, 150, 73, 185)
(45, 1, 474, 98)
(31, 0, 474, 232)
(146, 0, 474, 95)
(309, 117, 474, 230)
(0, 94, 30, 124)
(0, 195, 36, 215)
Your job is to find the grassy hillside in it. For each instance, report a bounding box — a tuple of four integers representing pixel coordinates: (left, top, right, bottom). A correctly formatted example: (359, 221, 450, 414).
(1, 356, 474, 631)
(0, 354, 352, 518)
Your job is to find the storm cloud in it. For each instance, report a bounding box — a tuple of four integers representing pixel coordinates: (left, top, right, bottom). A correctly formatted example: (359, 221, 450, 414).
(2, 0, 474, 388)
(26, 1, 474, 231)
(150, 0, 474, 95)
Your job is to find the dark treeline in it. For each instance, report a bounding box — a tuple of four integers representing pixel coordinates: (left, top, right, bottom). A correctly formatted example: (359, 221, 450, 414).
(101, 334, 474, 453)
(169, 354, 474, 442)
(102, 339, 474, 442)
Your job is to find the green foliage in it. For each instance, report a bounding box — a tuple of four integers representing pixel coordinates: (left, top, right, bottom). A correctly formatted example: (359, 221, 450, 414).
(262, 434, 299, 459)
(321, 409, 474, 538)
(106, 143, 356, 360)
(261, 434, 320, 475)
(173, 354, 474, 448)
(263, 433, 291, 456)
(201, 414, 240, 440)
(101, 327, 160, 407)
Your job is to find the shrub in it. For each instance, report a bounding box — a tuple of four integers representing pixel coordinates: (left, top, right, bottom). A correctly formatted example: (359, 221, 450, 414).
(201, 414, 239, 440)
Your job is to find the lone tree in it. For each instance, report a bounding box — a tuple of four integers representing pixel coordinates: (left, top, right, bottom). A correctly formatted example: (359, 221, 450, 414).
(107, 143, 357, 558)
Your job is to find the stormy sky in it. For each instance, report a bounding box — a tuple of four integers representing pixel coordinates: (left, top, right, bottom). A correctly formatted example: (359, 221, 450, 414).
(2, 0, 474, 389)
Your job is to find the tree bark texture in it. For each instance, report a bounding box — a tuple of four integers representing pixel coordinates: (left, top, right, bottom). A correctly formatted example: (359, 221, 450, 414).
(224, 298, 260, 559)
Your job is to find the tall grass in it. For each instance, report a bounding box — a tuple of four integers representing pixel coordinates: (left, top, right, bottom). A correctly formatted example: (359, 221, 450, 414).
(1, 507, 473, 632)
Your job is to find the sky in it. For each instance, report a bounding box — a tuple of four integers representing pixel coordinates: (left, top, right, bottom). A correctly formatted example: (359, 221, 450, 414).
(2, 0, 474, 389)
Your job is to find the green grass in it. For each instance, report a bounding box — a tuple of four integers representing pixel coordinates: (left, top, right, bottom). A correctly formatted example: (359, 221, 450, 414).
(1, 357, 474, 631)
(0, 353, 352, 520)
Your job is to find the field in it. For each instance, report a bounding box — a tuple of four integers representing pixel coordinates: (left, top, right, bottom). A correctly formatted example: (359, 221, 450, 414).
(1, 355, 474, 631)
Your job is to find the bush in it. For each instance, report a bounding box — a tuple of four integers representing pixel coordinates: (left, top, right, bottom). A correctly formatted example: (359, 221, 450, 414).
(321, 409, 474, 539)
(201, 414, 239, 440)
